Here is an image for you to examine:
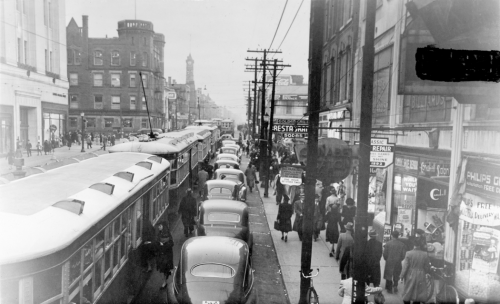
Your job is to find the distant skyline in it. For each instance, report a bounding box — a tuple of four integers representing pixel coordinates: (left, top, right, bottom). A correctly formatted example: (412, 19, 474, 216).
(65, 0, 311, 124)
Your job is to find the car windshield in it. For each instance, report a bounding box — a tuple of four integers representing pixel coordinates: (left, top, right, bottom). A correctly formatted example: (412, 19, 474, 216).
(220, 174, 239, 182)
(222, 149, 236, 154)
(191, 263, 235, 278)
(208, 212, 240, 223)
(208, 187, 233, 196)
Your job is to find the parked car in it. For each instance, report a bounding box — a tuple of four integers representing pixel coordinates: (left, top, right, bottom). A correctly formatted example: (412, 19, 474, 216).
(222, 139, 236, 146)
(214, 159, 240, 171)
(217, 153, 239, 163)
(170, 236, 255, 304)
(196, 200, 253, 252)
(203, 179, 245, 202)
(214, 168, 247, 202)
(220, 146, 239, 156)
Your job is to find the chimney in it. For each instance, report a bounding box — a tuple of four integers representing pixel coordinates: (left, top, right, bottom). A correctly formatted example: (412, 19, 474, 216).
(82, 15, 88, 40)
(168, 77, 171, 86)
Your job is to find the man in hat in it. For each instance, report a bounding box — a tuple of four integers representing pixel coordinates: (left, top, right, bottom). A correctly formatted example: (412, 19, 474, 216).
(383, 230, 407, 293)
(336, 222, 354, 280)
(178, 188, 197, 237)
(365, 229, 383, 287)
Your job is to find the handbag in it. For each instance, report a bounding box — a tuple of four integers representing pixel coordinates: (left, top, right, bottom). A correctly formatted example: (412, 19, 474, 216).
(274, 220, 280, 230)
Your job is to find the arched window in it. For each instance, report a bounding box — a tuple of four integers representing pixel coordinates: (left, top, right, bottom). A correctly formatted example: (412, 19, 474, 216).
(142, 52, 148, 67)
(111, 51, 120, 66)
(94, 50, 103, 65)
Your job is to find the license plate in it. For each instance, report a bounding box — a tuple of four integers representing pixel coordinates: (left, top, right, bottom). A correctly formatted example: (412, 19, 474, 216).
(202, 302, 219, 304)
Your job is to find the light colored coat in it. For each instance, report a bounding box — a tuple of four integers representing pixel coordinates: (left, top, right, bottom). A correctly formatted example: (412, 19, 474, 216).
(401, 248, 430, 302)
(335, 231, 354, 263)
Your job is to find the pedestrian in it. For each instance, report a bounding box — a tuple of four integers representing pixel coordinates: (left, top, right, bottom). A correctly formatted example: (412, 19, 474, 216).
(6, 149, 15, 169)
(366, 229, 383, 287)
(339, 273, 384, 304)
(400, 237, 430, 304)
(292, 194, 305, 241)
(101, 134, 107, 151)
(36, 142, 42, 155)
(244, 164, 258, 192)
(141, 218, 156, 272)
(178, 188, 197, 237)
(43, 140, 50, 155)
(110, 134, 116, 146)
(269, 159, 279, 188)
(155, 221, 174, 289)
(274, 171, 285, 205)
(336, 222, 354, 280)
(325, 190, 341, 257)
(341, 198, 357, 233)
(276, 195, 293, 242)
(67, 137, 72, 150)
(383, 230, 407, 294)
(198, 167, 209, 198)
(86, 135, 92, 149)
(313, 194, 324, 241)
(25, 140, 32, 157)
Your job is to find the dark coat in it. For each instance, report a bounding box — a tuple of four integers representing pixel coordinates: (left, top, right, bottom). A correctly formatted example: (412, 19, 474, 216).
(341, 205, 356, 227)
(366, 238, 383, 286)
(277, 202, 294, 232)
(383, 238, 407, 280)
(178, 194, 197, 226)
(156, 227, 174, 274)
(141, 220, 156, 263)
(292, 200, 304, 233)
(401, 248, 430, 302)
(325, 205, 341, 244)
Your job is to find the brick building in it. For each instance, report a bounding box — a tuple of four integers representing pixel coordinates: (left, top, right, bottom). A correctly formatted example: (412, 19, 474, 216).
(66, 16, 165, 136)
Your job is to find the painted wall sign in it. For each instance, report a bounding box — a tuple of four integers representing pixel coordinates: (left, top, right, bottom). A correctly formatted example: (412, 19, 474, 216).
(465, 160, 500, 199)
(395, 155, 420, 175)
(460, 193, 500, 227)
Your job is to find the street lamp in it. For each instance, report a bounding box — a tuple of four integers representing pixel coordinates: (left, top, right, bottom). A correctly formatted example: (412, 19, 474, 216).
(80, 112, 85, 152)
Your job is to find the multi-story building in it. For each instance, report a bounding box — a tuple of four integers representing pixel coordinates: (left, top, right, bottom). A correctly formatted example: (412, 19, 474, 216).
(321, 1, 500, 301)
(66, 16, 165, 136)
(0, 0, 69, 154)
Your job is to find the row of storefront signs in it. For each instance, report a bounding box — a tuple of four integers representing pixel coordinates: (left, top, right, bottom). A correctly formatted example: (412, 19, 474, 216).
(272, 118, 308, 139)
(395, 154, 451, 178)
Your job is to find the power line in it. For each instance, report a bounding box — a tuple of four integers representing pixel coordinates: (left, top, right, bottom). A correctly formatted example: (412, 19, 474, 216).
(269, 0, 289, 50)
(274, 0, 305, 55)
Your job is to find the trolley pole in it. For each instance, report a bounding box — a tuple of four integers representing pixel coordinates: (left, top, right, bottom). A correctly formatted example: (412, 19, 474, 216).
(353, 0, 376, 303)
(299, 0, 324, 303)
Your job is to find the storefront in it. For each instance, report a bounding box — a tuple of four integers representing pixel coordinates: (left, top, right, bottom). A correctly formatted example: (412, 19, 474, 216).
(455, 159, 500, 302)
(0, 106, 14, 155)
(42, 102, 68, 144)
(392, 153, 450, 238)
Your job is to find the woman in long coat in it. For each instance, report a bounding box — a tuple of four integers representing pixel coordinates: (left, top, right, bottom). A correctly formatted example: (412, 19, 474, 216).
(325, 199, 341, 257)
(245, 164, 258, 192)
(292, 196, 304, 241)
(400, 239, 430, 304)
(277, 195, 293, 242)
(156, 221, 174, 289)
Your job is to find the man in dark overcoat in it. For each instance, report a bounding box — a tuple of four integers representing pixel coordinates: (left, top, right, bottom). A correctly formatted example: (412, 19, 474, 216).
(383, 230, 407, 293)
(365, 229, 383, 287)
(178, 188, 197, 237)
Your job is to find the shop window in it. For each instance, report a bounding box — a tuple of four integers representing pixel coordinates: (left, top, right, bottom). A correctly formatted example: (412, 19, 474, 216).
(130, 96, 136, 110)
(70, 73, 78, 85)
(70, 95, 79, 109)
(123, 118, 133, 128)
(111, 51, 120, 66)
(94, 95, 103, 109)
(93, 73, 103, 87)
(130, 73, 136, 87)
(104, 118, 113, 128)
(69, 117, 77, 128)
(94, 50, 103, 65)
(86, 117, 96, 128)
(130, 52, 136, 66)
(111, 73, 121, 87)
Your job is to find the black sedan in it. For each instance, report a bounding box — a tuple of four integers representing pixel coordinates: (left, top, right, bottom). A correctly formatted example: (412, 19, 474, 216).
(170, 236, 255, 304)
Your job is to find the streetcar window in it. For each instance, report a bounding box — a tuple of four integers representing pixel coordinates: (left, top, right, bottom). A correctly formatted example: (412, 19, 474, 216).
(95, 230, 105, 258)
(105, 226, 112, 248)
(170, 173, 177, 186)
(69, 251, 82, 286)
(33, 265, 62, 303)
(135, 199, 143, 247)
(113, 219, 121, 239)
(94, 259, 103, 296)
(83, 241, 93, 271)
(121, 209, 130, 233)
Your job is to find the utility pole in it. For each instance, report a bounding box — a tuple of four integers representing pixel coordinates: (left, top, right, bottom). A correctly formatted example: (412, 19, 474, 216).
(246, 50, 282, 198)
(253, 59, 258, 138)
(247, 81, 252, 134)
(353, 0, 376, 303)
(299, 0, 324, 303)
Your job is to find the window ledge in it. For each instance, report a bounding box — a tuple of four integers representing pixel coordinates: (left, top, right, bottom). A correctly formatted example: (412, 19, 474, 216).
(46, 71, 60, 79)
(18, 62, 37, 73)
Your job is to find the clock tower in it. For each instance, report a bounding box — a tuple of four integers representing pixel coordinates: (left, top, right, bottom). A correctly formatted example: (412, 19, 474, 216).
(186, 54, 194, 84)
(186, 54, 197, 122)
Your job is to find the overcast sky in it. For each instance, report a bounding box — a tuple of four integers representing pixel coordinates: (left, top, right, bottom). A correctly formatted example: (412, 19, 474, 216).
(65, 0, 311, 124)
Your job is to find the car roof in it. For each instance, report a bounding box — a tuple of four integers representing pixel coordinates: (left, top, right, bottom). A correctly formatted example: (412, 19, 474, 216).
(182, 236, 248, 271)
(215, 159, 239, 165)
(200, 200, 247, 213)
(215, 168, 244, 175)
(206, 179, 238, 187)
(217, 153, 238, 158)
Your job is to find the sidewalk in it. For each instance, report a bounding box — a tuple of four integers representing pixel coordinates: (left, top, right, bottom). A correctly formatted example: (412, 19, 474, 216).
(253, 162, 405, 304)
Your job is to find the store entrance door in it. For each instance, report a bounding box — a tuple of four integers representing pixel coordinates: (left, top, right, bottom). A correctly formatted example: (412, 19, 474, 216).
(20, 107, 29, 145)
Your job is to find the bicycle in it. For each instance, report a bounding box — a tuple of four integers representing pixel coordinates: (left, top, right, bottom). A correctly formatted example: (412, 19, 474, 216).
(301, 268, 320, 304)
(427, 265, 460, 304)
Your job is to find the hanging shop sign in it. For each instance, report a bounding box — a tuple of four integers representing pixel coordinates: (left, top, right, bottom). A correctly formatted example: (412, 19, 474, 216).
(370, 138, 395, 168)
(280, 166, 303, 186)
(419, 158, 451, 178)
(465, 160, 500, 200)
(460, 193, 500, 227)
(416, 178, 449, 209)
(273, 118, 308, 125)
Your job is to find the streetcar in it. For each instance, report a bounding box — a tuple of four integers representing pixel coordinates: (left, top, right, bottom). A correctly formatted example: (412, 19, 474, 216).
(0, 152, 170, 304)
(109, 130, 198, 216)
(220, 119, 235, 137)
(185, 124, 220, 158)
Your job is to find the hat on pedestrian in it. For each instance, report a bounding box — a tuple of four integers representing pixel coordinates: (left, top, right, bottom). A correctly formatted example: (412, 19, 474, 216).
(345, 222, 354, 231)
(369, 229, 377, 237)
(391, 230, 400, 238)
(346, 198, 355, 206)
